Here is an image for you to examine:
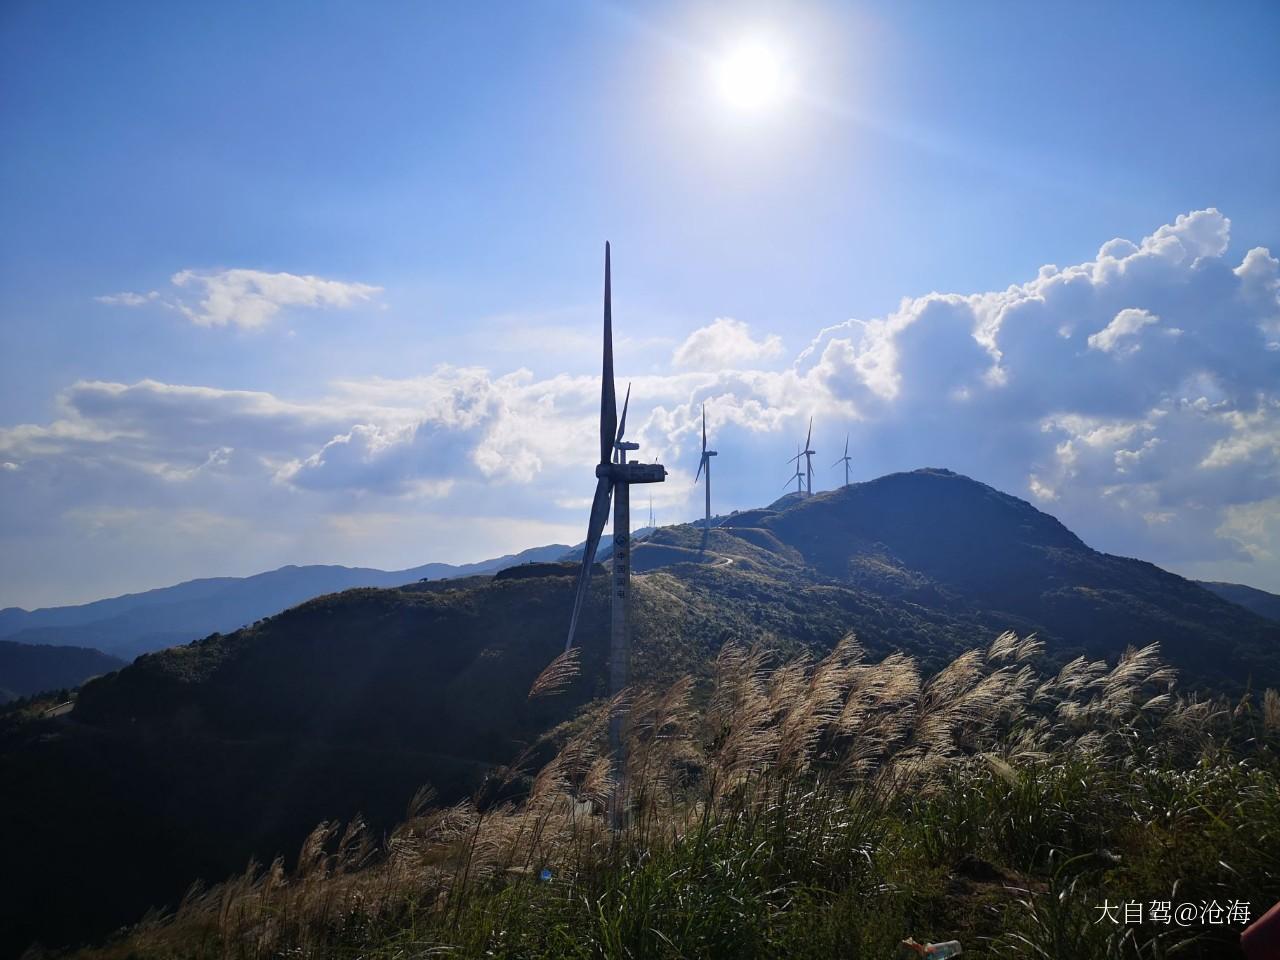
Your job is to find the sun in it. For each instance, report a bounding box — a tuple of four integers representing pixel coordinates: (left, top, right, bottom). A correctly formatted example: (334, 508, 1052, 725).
(713, 39, 788, 113)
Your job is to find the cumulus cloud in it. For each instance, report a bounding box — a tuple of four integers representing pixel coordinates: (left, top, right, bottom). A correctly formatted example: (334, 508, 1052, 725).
(97, 268, 381, 329)
(781, 207, 1279, 577)
(673, 317, 784, 369)
(8, 208, 1280, 604)
(1087, 308, 1161, 354)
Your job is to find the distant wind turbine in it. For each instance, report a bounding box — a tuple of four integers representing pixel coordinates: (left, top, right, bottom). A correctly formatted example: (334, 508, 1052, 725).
(787, 417, 816, 495)
(564, 242, 666, 826)
(833, 433, 852, 487)
(693, 404, 718, 527)
(785, 444, 804, 495)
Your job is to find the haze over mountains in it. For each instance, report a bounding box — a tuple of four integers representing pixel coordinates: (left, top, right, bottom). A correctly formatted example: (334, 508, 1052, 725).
(0, 545, 573, 661)
(2, 468, 1278, 956)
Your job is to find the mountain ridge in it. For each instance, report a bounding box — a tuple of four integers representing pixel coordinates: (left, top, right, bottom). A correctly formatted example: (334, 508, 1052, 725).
(1196, 579, 1280, 623)
(0, 545, 571, 660)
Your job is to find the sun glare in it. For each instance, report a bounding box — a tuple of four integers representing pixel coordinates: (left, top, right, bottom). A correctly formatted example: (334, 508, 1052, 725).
(713, 39, 788, 113)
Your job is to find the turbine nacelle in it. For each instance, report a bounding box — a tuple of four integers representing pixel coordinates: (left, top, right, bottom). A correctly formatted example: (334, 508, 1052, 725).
(596, 460, 667, 483)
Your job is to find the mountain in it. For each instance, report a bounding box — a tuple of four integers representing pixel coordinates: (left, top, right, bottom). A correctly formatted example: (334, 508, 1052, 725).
(0, 641, 125, 703)
(0, 545, 571, 660)
(743, 469, 1275, 687)
(2, 468, 1277, 956)
(1196, 580, 1280, 623)
(557, 527, 655, 562)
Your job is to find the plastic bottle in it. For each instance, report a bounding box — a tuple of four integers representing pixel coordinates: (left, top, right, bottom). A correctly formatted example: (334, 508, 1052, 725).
(901, 939, 962, 958)
(923, 942, 962, 958)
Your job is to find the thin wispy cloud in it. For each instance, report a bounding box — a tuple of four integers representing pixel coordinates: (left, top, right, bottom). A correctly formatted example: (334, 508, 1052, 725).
(97, 268, 382, 330)
(94, 291, 161, 307)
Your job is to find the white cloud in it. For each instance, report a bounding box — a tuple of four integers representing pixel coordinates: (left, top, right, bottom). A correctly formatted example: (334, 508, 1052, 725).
(97, 268, 381, 330)
(673, 317, 783, 369)
(1200, 400, 1280, 469)
(95, 290, 160, 307)
(1087, 308, 1160, 354)
(1216, 498, 1280, 562)
(171, 269, 381, 329)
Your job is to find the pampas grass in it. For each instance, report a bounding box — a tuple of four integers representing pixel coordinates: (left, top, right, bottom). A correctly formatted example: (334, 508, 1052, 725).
(71, 632, 1280, 960)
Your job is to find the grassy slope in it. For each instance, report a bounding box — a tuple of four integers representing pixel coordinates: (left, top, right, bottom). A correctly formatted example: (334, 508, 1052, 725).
(73, 640, 1280, 960)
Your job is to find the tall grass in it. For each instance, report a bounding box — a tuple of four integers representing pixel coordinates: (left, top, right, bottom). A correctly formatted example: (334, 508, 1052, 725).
(71, 632, 1279, 960)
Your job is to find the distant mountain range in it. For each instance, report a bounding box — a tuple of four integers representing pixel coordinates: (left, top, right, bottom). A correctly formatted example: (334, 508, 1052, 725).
(4, 468, 1279, 956)
(4, 521, 1274, 707)
(0, 545, 572, 662)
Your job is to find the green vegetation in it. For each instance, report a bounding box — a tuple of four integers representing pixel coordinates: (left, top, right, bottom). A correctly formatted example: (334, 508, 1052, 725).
(0, 639, 123, 702)
(78, 634, 1279, 960)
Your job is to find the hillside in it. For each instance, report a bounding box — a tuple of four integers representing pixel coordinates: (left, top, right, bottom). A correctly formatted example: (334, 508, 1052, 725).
(2, 468, 1277, 955)
(68, 639, 1280, 960)
(0, 545, 570, 660)
(0, 641, 124, 703)
(1198, 579, 1280, 623)
(750, 469, 1276, 687)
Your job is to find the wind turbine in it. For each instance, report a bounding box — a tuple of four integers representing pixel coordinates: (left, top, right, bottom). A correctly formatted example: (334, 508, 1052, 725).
(693, 404, 717, 527)
(564, 242, 666, 825)
(785, 444, 804, 495)
(833, 433, 852, 487)
(787, 418, 816, 495)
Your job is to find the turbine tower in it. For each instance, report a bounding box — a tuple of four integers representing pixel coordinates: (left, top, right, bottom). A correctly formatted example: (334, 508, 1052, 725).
(694, 404, 717, 527)
(833, 433, 852, 487)
(787, 418, 816, 495)
(564, 242, 666, 825)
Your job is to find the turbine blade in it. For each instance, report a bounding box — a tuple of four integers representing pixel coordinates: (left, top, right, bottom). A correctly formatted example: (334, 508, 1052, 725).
(702, 404, 707, 453)
(565, 476, 614, 652)
(805, 416, 812, 450)
(844, 433, 849, 457)
(615, 382, 631, 446)
(599, 243, 616, 465)
(694, 453, 704, 483)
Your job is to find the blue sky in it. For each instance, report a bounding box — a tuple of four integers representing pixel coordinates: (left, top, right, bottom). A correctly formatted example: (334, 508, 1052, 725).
(2, 0, 1278, 608)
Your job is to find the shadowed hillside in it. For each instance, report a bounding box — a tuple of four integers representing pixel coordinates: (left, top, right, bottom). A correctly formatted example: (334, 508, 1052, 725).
(0, 641, 124, 703)
(1198, 579, 1280, 623)
(2, 469, 1277, 956)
